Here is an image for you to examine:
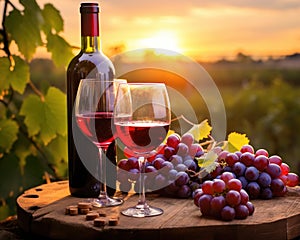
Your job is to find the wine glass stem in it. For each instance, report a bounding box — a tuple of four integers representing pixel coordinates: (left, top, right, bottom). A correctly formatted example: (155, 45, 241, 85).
(98, 147, 107, 199)
(138, 157, 146, 205)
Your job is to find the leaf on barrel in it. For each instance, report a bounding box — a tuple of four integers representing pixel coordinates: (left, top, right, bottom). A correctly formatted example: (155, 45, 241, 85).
(226, 132, 249, 152)
(187, 119, 212, 141)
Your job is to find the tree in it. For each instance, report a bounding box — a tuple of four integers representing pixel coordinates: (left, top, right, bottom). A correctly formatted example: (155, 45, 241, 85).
(0, 0, 73, 219)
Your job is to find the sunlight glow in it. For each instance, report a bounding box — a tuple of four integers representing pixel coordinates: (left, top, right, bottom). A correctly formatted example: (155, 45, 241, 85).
(137, 30, 183, 55)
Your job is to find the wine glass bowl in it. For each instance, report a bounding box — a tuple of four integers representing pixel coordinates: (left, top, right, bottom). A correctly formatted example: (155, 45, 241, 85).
(75, 79, 123, 207)
(114, 83, 171, 217)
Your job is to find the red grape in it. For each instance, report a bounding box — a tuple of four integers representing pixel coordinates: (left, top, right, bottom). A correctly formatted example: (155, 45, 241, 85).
(202, 180, 214, 195)
(225, 153, 239, 167)
(253, 155, 269, 171)
(240, 144, 255, 154)
(255, 148, 269, 157)
(286, 173, 299, 187)
(166, 133, 181, 149)
(220, 172, 235, 183)
(240, 152, 255, 166)
(280, 163, 290, 175)
(227, 179, 242, 191)
(269, 155, 282, 166)
(212, 179, 226, 194)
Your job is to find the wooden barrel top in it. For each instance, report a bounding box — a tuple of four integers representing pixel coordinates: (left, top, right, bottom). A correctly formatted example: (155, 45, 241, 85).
(17, 181, 300, 240)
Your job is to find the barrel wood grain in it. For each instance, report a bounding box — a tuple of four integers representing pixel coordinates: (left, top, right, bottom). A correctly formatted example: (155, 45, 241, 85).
(17, 181, 300, 240)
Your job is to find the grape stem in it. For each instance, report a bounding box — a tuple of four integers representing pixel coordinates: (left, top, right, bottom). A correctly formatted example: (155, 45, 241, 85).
(171, 114, 195, 126)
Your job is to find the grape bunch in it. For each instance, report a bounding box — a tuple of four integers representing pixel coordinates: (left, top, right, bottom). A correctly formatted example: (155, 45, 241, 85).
(212, 144, 299, 199)
(194, 172, 254, 221)
(117, 133, 204, 197)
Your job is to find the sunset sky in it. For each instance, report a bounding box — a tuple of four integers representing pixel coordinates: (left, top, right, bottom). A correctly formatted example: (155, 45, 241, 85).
(37, 0, 300, 61)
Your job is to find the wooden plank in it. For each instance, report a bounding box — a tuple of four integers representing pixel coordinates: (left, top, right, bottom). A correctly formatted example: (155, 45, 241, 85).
(17, 181, 300, 240)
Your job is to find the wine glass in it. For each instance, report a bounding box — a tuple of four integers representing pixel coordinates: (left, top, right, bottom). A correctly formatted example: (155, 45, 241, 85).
(114, 83, 171, 217)
(75, 79, 124, 207)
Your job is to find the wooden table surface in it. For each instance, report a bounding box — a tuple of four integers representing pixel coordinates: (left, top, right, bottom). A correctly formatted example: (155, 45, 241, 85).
(16, 181, 300, 240)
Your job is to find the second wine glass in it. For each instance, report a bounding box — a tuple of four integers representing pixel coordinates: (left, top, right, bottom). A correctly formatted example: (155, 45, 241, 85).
(114, 83, 171, 217)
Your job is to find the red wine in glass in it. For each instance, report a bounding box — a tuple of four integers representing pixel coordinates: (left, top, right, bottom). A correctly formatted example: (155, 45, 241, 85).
(115, 121, 169, 154)
(77, 112, 114, 148)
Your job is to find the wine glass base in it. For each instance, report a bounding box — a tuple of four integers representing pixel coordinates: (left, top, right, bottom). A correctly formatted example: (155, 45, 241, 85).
(121, 204, 163, 218)
(91, 197, 123, 208)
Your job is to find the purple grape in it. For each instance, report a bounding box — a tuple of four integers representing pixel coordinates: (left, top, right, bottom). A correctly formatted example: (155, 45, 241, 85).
(160, 161, 174, 175)
(168, 169, 178, 180)
(164, 181, 180, 194)
(199, 194, 213, 216)
(154, 174, 167, 188)
(245, 166, 259, 181)
(175, 163, 188, 172)
(235, 204, 249, 219)
(270, 178, 285, 193)
(221, 206, 235, 221)
(240, 152, 255, 166)
(246, 201, 255, 215)
(184, 159, 197, 171)
(175, 171, 189, 186)
(232, 162, 246, 176)
(238, 176, 248, 189)
(177, 184, 192, 198)
(246, 182, 260, 199)
(257, 172, 272, 188)
(176, 143, 189, 157)
(260, 187, 273, 199)
(210, 195, 226, 217)
(266, 163, 282, 179)
(181, 132, 194, 146)
(169, 155, 183, 165)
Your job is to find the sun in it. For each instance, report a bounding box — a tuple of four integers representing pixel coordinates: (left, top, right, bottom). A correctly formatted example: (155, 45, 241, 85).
(138, 30, 183, 55)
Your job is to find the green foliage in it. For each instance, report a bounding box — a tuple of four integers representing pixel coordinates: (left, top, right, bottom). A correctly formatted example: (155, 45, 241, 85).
(0, 0, 73, 220)
(226, 79, 300, 173)
(20, 87, 67, 145)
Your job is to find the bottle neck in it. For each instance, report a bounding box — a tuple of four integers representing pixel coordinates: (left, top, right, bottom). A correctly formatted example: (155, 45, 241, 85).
(80, 5, 101, 53)
(81, 36, 101, 53)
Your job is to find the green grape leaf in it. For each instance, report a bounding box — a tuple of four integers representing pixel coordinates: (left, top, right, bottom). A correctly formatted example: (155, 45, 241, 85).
(5, 3, 43, 60)
(22, 155, 46, 190)
(46, 134, 68, 178)
(0, 56, 30, 94)
(0, 119, 19, 152)
(46, 33, 74, 67)
(41, 3, 64, 34)
(187, 119, 212, 141)
(196, 150, 218, 173)
(226, 132, 250, 152)
(0, 154, 22, 199)
(20, 87, 67, 145)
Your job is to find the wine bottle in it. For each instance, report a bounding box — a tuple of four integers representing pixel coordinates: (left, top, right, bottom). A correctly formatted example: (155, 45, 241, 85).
(67, 2, 116, 197)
